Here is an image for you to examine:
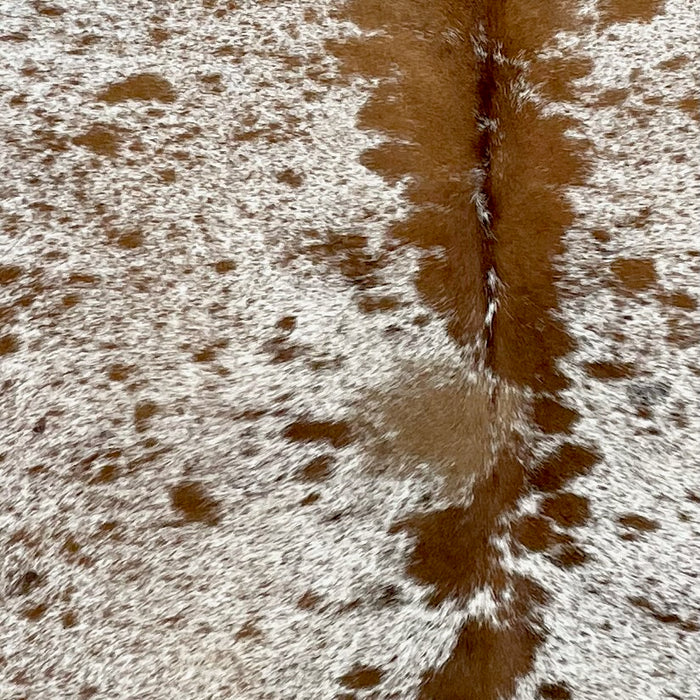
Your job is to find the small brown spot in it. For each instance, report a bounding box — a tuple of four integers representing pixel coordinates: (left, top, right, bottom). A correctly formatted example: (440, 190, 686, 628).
(339, 665, 383, 690)
(661, 291, 697, 310)
(618, 513, 659, 531)
(610, 257, 657, 294)
(514, 516, 568, 552)
(62, 610, 77, 628)
(133, 400, 158, 432)
(34, 2, 65, 16)
(116, 230, 144, 249)
(628, 596, 700, 632)
(532, 397, 579, 434)
(300, 493, 320, 506)
(32, 416, 47, 434)
(550, 543, 588, 568)
(12, 571, 41, 596)
(107, 363, 133, 381)
(658, 55, 690, 71)
(538, 682, 572, 700)
(92, 464, 118, 484)
(357, 295, 401, 313)
(528, 444, 599, 492)
(159, 168, 177, 183)
(23, 602, 49, 621)
(73, 124, 121, 157)
(79, 686, 98, 700)
(0, 334, 20, 355)
(193, 346, 216, 363)
(283, 419, 353, 448)
(299, 455, 334, 481)
(598, 0, 665, 26)
(0, 265, 22, 285)
(678, 96, 700, 119)
(276, 168, 304, 188)
(98, 73, 176, 104)
(213, 259, 236, 274)
(62, 293, 81, 308)
(170, 480, 220, 525)
(540, 492, 590, 527)
(584, 361, 635, 380)
(275, 316, 297, 332)
(594, 87, 629, 107)
(1, 32, 30, 42)
(68, 272, 100, 285)
(297, 590, 321, 609)
(592, 229, 611, 243)
(235, 620, 262, 641)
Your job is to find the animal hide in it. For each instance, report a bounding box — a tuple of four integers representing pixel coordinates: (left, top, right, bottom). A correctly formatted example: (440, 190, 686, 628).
(0, 0, 698, 698)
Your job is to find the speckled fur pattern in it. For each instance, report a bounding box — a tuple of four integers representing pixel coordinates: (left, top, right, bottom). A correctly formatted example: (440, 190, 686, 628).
(0, 0, 698, 698)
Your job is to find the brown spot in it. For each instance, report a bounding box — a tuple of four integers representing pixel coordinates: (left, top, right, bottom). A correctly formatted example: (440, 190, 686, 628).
(297, 590, 321, 609)
(628, 596, 700, 632)
(618, 513, 659, 531)
(276, 168, 304, 188)
(299, 455, 334, 482)
(34, 2, 65, 16)
(61, 610, 77, 628)
(133, 400, 158, 432)
(193, 346, 216, 363)
(116, 230, 144, 249)
(78, 687, 98, 700)
(98, 73, 176, 104)
(107, 363, 133, 381)
(528, 444, 599, 492)
(92, 464, 118, 484)
(235, 620, 262, 641)
(420, 619, 542, 700)
(610, 257, 657, 294)
(678, 96, 699, 119)
(275, 316, 296, 332)
(514, 515, 569, 552)
(583, 361, 635, 380)
(339, 665, 383, 690)
(0, 334, 20, 355)
(23, 602, 49, 621)
(0, 265, 22, 285)
(300, 492, 321, 506)
(159, 168, 177, 183)
(62, 293, 81, 308)
(32, 416, 47, 434)
(592, 229, 611, 243)
(658, 55, 690, 71)
(1, 32, 30, 42)
(357, 295, 401, 314)
(532, 396, 580, 434)
(599, 0, 664, 26)
(539, 682, 572, 700)
(213, 259, 236, 274)
(68, 272, 100, 286)
(283, 419, 353, 448)
(540, 492, 590, 527)
(594, 87, 629, 107)
(550, 543, 588, 568)
(12, 571, 41, 597)
(661, 291, 697, 310)
(73, 124, 121, 157)
(170, 481, 220, 525)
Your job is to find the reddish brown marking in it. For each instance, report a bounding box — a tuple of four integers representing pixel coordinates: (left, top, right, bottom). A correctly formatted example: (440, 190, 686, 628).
(276, 168, 304, 188)
(528, 444, 599, 492)
(540, 492, 590, 527)
(610, 257, 657, 294)
(73, 124, 121, 157)
(23, 602, 48, 621)
(0, 334, 20, 355)
(584, 361, 635, 380)
(98, 73, 176, 104)
(420, 619, 542, 700)
(133, 400, 158, 432)
(339, 666, 383, 690)
(532, 397, 580, 434)
(618, 514, 659, 531)
(661, 291, 697, 310)
(598, 0, 665, 26)
(538, 681, 573, 699)
(298, 455, 334, 482)
(550, 544, 588, 568)
(169, 481, 220, 525)
(283, 420, 353, 448)
(628, 596, 700, 632)
(0, 265, 22, 285)
(514, 515, 571, 553)
(594, 87, 630, 107)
